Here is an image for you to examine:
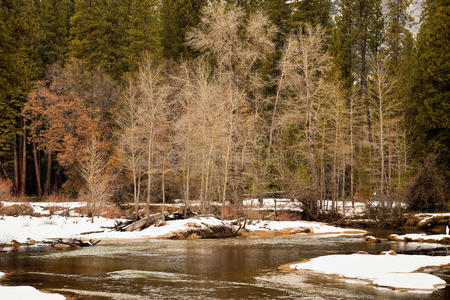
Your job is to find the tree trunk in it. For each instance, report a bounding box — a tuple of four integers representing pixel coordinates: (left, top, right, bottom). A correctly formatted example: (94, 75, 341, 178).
(44, 151, 52, 195)
(13, 135, 19, 194)
(379, 91, 384, 194)
(161, 165, 166, 220)
(221, 111, 233, 220)
(20, 127, 27, 195)
(32, 142, 42, 196)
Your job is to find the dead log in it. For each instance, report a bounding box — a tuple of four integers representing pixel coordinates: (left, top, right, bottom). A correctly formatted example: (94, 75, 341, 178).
(122, 213, 162, 231)
(50, 239, 101, 248)
(165, 208, 197, 220)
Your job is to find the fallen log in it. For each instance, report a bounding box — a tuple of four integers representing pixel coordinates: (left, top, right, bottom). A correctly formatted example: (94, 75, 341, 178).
(48, 239, 101, 248)
(122, 213, 162, 232)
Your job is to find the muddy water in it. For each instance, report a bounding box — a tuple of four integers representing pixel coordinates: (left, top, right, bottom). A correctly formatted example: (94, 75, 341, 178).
(0, 231, 449, 299)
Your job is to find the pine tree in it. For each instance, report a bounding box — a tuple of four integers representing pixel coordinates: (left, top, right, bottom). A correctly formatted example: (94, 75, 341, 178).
(160, 0, 206, 60)
(70, 0, 130, 78)
(37, 0, 74, 68)
(412, 0, 450, 178)
(385, 0, 413, 72)
(127, 0, 162, 73)
(0, 0, 42, 193)
(353, 0, 384, 145)
(289, 0, 332, 30)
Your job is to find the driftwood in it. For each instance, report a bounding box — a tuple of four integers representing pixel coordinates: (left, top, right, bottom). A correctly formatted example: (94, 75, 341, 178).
(165, 208, 197, 220)
(49, 239, 100, 248)
(122, 213, 163, 231)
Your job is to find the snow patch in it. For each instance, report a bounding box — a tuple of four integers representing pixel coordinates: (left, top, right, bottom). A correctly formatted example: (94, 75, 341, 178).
(290, 253, 450, 292)
(388, 233, 450, 244)
(0, 216, 122, 244)
(241, 220, 366, 235)
(0, 286, 65, 300)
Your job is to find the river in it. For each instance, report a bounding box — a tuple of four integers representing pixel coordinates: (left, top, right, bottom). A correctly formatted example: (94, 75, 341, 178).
(0, 230, 449, 299)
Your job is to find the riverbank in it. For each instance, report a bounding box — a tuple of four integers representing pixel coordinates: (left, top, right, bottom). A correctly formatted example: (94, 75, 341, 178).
(0, 214, 367, 250)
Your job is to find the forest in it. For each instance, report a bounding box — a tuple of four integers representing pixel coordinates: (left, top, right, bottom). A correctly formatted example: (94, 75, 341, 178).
(0, 0, 448, 220)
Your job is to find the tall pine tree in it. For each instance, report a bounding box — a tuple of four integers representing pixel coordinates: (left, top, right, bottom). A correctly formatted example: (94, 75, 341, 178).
(412, 0, 450, 178)
(160, 0, 206, 60)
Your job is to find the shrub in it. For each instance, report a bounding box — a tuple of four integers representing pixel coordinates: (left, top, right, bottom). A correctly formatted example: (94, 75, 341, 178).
(406, 154, 448, 212)
(0, 177, 12, 200)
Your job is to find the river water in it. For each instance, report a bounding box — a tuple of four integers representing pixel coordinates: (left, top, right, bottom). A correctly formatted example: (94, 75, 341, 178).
(0, 230, 449, 299)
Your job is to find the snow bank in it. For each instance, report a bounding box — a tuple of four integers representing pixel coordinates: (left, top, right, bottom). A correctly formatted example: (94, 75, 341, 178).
(290, 253, 450, 292)
(242, 220, 366, 236)
(0, 216, 120, 244)
(84, 217, 231, 240)
(0, 286, 65, 300)
(388, 233, 450, 244)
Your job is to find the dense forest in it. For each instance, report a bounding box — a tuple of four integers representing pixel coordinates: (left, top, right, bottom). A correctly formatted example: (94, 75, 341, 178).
(0, 0, 448, 219)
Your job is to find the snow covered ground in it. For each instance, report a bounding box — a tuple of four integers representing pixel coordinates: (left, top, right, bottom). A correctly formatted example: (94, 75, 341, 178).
(83, 217, 229, 240)
(0, 214, 365, 245)
(242, 220, 367, 236)
(415, 213, 450, 226)
(0, 272, 65, 299)
(388, 233, 450, 244)
(290, 253, 450, 292)
(0, 216, 120, 244)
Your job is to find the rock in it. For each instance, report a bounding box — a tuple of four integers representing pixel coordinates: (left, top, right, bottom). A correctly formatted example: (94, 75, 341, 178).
(381, 250, 397, 256)
(365, 235, 381, 243)
(356, 251, 369, 255)
(387, 234, 400, 241)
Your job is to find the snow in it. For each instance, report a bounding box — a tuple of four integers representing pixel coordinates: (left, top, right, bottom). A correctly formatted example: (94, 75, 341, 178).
(243, 198, 292, 207)
(0, 213, 365, 243)
(290, 253, 450, 292)
(0, 272, 65, 299)
(0, 286, 65, 300)
(415, 213, 450, 217)
(241, 220, 366, 235)
(84, 217, 226, 240)
(389, 233, 450, 244)
(0, 216, 120, 244)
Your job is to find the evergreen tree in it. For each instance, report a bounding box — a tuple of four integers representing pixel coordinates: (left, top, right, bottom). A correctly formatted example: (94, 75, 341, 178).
(353, 0, 384, 144)
(289, 0, 332, 30)
(37, 0, 74, 68)
(127, 0, 162, 73)
(411, 0, 450, 178)
(385, 0, 413, 72)
(70, 0, 130, 78)
(0, 0, 42, 189)
(160, 0, 206, 60)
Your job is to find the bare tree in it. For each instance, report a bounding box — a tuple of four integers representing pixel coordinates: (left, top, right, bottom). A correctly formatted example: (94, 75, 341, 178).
(186, 3, 276, 218)
(277, 25, 332, 217)
(138, 57, 172, 216)
(79, 135, 113, 223)
(368, 53, 399, 194)
(116, 79, 145, 219)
